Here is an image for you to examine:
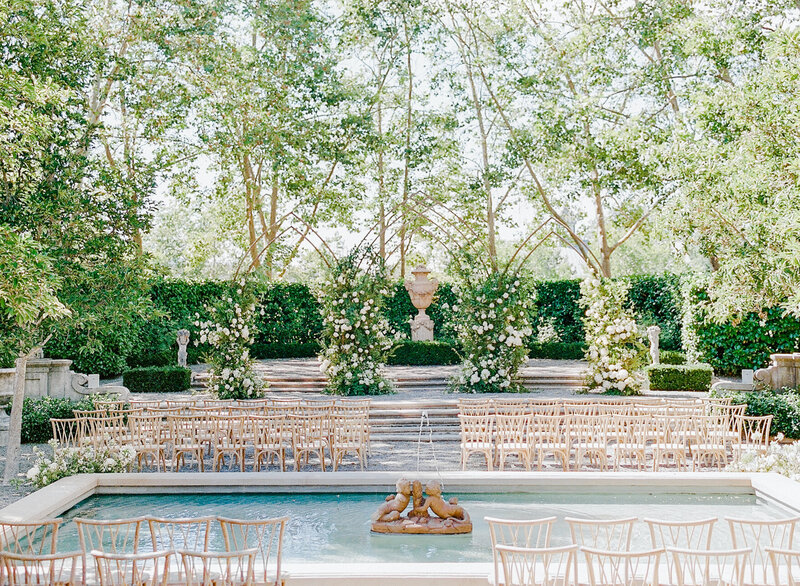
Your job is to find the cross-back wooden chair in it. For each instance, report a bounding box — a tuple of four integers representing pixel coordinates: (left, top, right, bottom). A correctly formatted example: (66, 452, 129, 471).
(179, 548, 256, 586)
(91, 549, 171, 586)
(50, 418, 83, 448)
(167, 414, 206, 472)
(250, 415, 286, 472)
(570, 414, 609, 471)
(583, 547, 664, 586)
(668, 547, 750, 586)
(289, 412, 328, 471)
(734, 414, 773, 456)
(495, 544, 578, 586)
(218, 516, 288, 586)
(486, 516, 556, 586)
(0, 520, 61, 555)
(645, 517, 717, 584)
(458, 413, 494, 471)
(565, 517, 636, 552)
(530, 414, 570, 471)
(128, 412, 167, 471)
(212, 414, 248, 472)
(728, 516, 798, 586)
(766, 547, 800, 586)
(330, 411, 368, 471)
(494, 412, 532, 471)
(610, 414, 650, 471)
(1, 551, 84, 585)
(75, 517, 146, 555)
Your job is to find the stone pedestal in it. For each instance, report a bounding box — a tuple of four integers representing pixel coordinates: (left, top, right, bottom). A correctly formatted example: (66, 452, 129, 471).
(405, 265, 439, 342)
(410, 312, 435, 342)
(754, 353, 800, 390)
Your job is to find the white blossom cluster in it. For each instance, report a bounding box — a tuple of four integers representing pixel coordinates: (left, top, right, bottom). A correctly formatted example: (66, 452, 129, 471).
(581, 277, 645, 394)
(319, 264, 393, 395)
(194, 280, 264, 399)
(536, 316, 562, 344)
(26, 439, 136, 488)
(727, 436, 800, 481)
(451, 276, 533, 393)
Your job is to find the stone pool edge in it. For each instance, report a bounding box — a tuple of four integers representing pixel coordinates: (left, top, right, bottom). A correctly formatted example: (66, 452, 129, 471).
(1, 471, 798, 586)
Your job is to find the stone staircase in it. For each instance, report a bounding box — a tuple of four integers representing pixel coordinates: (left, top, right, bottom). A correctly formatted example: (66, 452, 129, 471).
(369, 400, 461, 443)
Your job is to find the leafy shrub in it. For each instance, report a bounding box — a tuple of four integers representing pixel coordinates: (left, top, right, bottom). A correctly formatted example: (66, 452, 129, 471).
(660, 350, 686, 365)
(252, 342, 321, 359)
(122, 366, 192, 394)
(388, 340, 460, 366)
(533, 280, 584, 344)
(625, 275, 682, 351)
(720, 389, 800, 439)
(528, 342, 586, 360)
(727, 440, 800, 480)
(26, 439, 136, 488)
(647, 363, 713, 391)
(5, 396, 97, 444)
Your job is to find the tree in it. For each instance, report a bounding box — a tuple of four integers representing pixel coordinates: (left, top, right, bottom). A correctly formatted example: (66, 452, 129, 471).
(0, 228, 69, 483)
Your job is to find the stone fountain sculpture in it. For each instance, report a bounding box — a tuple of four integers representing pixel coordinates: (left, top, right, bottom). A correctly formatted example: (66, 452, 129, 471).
(404, 265, 439, 342)
(371, 479, 472, 534)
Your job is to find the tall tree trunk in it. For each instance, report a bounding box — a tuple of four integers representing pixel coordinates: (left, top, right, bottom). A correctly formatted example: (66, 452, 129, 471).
(377, 102, 387, 260)
(4, 354, 30, 484)
(245, 187, 260, 270)
(267, 176, 279, 280)
(400, 15, 413, 279)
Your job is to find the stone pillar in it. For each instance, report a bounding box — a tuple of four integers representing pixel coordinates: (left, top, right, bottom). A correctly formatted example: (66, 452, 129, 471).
(404, 265, 439, 342)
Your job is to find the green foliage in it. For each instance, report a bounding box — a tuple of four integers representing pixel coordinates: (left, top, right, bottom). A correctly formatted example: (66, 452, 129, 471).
(721, 390, 800, 439)
(660, 350, 686, 365)
(122, 366, 191, 394)
(252, 342, 320, 359)
(5, 396, 96, 444)
(533, 280, 584, 344)
(647, 363, 713, 392)
(626, 275, 682, 351)
(528, 342, 586, 360)
(383, 281, 459, 341)
(388, 340, 460, 366)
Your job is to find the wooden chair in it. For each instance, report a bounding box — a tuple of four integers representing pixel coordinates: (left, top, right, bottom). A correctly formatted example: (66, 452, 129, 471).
(570, 414, 608, 471)
(564, 402, 601, 416)
(76, 517, 145, 555)
(179, 549, 256, 586)
(495, 544, 578, 586)
(610, 414, 649, 471)
(652, 415, 691, 471)
(691, 415, 730, 470)
(495, 413, 532, 471)
(765, 547, 800, 586)
(50, 418, 83, 448)
(583, 547, 663, 586)
(212, 415, 248, 472)
(0, 520, 61, 555)
(218, 516, 288, 586)
(645, 517, 717, 583)
(458, 413, 494, 471)
(168, 414, 206, 472)
(668, 547, 750, 586)
(330, 411, 368, 471)
(458, 398, 493, 417)
(734, 415, 773, 456)
(147, 517, 213, 554)
(1, 551, 83, 585)
(128, 413, 167, 471)
(91, 549, 171, 586)
(728, 516, 798, 586)
(486, 516, 556, 586)
(129, 400, 162, 410)
(250, 415, 286, 472)
(337, 399, 371, 457)
(289, 412, 328, 471)
(529, 414, 569, 471)
(565, 517, 636, 551)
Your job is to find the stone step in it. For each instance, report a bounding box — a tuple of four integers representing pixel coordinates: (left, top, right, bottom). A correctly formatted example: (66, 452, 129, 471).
(372, 434, 461, 442)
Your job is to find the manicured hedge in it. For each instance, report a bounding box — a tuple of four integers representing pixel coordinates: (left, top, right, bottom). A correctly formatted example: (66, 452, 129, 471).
(659, 350, 686, 365)
(5, 396, 96, 444)
(533, 280, 584, 344)
(387, 340, 460, 366)
(647, 363, 713, 391)
(527, 342, 586, 360)
(719, 389, 800, 439)
(252, 342, 321, 359)
(122, 366, 192, 394)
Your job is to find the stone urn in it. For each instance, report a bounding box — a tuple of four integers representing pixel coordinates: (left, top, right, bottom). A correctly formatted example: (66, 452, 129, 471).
(404, 265, 439, 342)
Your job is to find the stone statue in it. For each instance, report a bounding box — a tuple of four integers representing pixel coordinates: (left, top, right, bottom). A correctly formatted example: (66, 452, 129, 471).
(371, 478, 472, 534)
(371, 479, 412, 523)
(404, 265, 439, 342)
(646, 325, 661, 365)
(177, 329, 190, 368)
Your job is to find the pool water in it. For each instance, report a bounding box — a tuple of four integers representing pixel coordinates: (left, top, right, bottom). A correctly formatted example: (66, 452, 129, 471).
(58, 491, 790, 563)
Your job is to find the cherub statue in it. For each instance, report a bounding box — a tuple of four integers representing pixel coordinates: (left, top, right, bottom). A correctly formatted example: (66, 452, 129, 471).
(424, 480, 469, 523)
(409, 480, 429, 519)
(371, 479, 412, 523)
(177, 329, 190, 367)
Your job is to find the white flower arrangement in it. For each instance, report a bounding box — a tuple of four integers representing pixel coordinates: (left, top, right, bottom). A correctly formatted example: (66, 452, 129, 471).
(580, 276, 646, 395)
(195, 279, 264, 399)
(25, 439, 136, 488)
(318, 249, 393, 396)
(450, 273, 533, 393)
(727, 436, 800, 481)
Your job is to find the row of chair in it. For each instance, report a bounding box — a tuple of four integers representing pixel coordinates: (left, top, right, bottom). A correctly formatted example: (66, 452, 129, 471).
(0, 515, 287, 585)
(488, 515, 800, 585)
(51, 398, 371, 472)
(458, 398, 771, 471)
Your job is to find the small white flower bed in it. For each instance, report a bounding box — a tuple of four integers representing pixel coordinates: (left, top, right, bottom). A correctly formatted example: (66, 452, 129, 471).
(195, 279, 264, 400)
(319, 250, 393, 395)
(581, 276, 646, 395)
(451, 273, 533, 393)
(26, 439, 136, 488)
(727, 437, 800, 481)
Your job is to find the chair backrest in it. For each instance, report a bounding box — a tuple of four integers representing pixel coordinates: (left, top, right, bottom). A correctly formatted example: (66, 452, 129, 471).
(249, 415, 284, 446)
(218, 516, 288, 584)
(50, 418, 82, 447)
(91, 549, 171, 586)
(75, 517, 145, 554)
(565, 517, 636, 551)
(289, 413, 328, 445)
(564, 402, 601, 416)
(495, 413, 529, 443)
(458, 414, 494, 445)
(583, 547, 664, 586)
(1, 551, 83, 585)
(765, 546, 800, 586)
(645, 517, 717, 583)
(735, 415, 773, 451)
(727, 516, 798, 585)
(668, 547, 750, 586)
(0, 520, 61, 555)
(458, 399, 493, 417)
(331, 412, 366, 445)
(179, 548, 256, 586)
(496, 544, 578, 586)
(568, 415, 608, 446)
(528, 414, 565, 444)
(147, 517, 213, 553)
(128, 413, 164, 444)
(653, 414, 691, 444)
(486, 516, 556, 586)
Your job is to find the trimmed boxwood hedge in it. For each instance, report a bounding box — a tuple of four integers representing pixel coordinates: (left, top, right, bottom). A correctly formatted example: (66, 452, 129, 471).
(388, 340, 460, 366)
(527, 342, 586, 360)
(4, 396, 97, 444)
(122, 366, 191, 394)
(252, 342, 321, 359)
(647, 363, 713, 391)
(659, 350, 686, 365)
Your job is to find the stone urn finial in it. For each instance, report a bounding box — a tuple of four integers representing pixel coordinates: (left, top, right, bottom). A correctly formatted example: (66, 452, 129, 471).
(404, 265, 439, 342)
